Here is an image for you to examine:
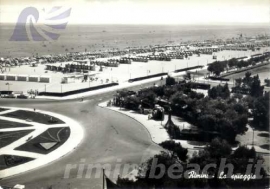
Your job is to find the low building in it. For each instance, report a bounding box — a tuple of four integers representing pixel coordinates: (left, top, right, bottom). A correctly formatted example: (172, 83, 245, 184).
(62, 75, 76, 84)
(39, 75, 51, 83)
(6, 74, 16, 81)
(0, 74, 5, 80)
(28, 75, 39, 82)
(17, 75, 28, 81)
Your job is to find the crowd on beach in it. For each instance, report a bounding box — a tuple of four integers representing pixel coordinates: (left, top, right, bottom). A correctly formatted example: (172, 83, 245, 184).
(0, 34, 269, 69)
(0, 34, 269, 99)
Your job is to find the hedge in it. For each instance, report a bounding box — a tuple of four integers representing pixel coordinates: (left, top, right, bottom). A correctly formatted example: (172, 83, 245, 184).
(38, 83, 119, 97)
(174, 65, 204, 73)
(128, 73, 168, 82)
(208, 77, 230, 81)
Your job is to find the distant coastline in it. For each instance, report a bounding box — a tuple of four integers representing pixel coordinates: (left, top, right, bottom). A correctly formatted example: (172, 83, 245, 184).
(0, 24, 269, 58)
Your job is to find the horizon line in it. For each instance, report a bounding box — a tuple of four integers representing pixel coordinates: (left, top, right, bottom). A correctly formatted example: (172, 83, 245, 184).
(0, 22, 269, 26)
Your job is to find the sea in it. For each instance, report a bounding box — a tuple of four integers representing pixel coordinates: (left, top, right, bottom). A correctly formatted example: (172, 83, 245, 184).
(0, 24, 269, 58)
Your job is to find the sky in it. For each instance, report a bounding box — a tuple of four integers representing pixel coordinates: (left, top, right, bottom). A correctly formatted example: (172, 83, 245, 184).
(0, 0, 269, 25)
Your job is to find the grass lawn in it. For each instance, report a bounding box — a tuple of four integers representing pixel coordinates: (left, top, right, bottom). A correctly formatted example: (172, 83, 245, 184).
(3, 110, 65, 125)
(0, 119, 33, 129)
(0, 130, 34, 149)
(15, 127, 70, 154)
(0, 108, 8, 112)
(0, 155, 34, 170)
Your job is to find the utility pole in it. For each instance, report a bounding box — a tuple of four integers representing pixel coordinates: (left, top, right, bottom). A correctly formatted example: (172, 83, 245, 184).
(252, 128, 255, 146)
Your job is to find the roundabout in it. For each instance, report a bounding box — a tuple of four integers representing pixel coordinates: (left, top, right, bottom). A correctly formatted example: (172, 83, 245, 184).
(0, 106, 84, 179)
(0, 83, 162, 189)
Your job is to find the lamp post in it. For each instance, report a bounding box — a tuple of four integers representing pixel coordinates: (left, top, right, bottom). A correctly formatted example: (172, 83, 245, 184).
(252, 127, 255, 147)
(6, 82, 12, 92)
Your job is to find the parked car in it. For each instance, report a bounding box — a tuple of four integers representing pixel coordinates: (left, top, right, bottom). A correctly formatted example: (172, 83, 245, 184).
(17, 94, 28, 99)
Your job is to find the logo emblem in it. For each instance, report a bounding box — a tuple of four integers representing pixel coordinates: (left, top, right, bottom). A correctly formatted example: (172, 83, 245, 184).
(10, 7, 71, 41)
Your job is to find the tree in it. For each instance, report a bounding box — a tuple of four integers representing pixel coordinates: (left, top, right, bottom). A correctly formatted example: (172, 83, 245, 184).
(235, 78, 242, 87)
(252, 92, 269, 130)
(204, 138, 232, 159)
(228, 58, 237, 68)
(139, 151, 177, 188)
(234, 73, 264, 97)
(218, 118, 237, 142)
(208, 84, 230, 99)
(117, 138, 268, 189)
(207, 61, 227, 76)
(139, 90, 157, 108)
(117, 89, 132, 98)
(208, 86, 218, 99)
(250, 75, 264, 97)
(265, 79, 270, 87)
(166, 76, 176, 86)
(198, 114, 216, 131)
(124, 95, 140, 110)
(221, 83, 230, 99)
(160, 140, 188, 162)
(233, 114, 248, 134)
(242, 72, 252, 87)
(231, 146, 266, 177)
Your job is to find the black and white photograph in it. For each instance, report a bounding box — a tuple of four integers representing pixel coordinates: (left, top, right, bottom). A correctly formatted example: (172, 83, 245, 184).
(0, 0, 269, 188)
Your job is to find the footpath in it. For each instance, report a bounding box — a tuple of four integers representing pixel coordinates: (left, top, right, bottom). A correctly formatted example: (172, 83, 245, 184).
(35, 70, 190, 100)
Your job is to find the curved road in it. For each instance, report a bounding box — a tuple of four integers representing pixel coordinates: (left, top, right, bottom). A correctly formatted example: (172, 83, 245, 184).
(0, 83, 162, 189)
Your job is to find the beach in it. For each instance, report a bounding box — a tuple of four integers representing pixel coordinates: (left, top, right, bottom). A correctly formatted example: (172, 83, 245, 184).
(0, 47, 269, 94)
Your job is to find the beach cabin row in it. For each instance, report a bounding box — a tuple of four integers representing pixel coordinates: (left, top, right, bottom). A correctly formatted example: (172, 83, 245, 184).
(0, 74, 51, 83)
(222, 46, 250, 51)
(65, 64, 96, 71)
(131, 56, 148, 62)
(118, 58, 132, 64)
(46, 64, 96, 73)
(127, 47, 152, 54)
(91, 60, 119, 67)
(166, 52, 192, 59)
(194, 48, 223, 55)
(147, 55, 171, 61)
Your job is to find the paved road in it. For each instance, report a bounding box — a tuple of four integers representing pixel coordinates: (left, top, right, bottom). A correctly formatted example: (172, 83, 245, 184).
(1, 79, 269, 188)
(0, 82, 162, 189)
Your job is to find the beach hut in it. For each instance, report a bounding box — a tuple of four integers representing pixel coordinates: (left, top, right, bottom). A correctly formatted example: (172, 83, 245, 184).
(28, 75, 39, 82)
(6, 74, 16, 81)
(62, 75, 76, 84)
(17, 75, 28, 81)
(0, 74, 5, 80)
(45, 65, 52, 70)
(40, 75, 51, 83)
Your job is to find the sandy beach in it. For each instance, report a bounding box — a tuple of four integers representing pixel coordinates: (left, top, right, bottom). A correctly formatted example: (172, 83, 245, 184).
(0, 47, 269, 94)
